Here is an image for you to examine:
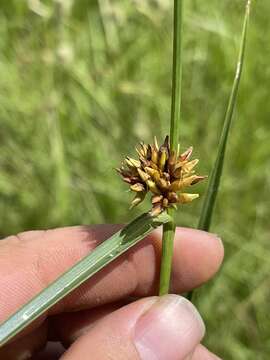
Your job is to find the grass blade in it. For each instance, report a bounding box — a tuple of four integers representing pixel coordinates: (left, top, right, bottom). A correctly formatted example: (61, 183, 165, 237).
(187, 0, 251, 302)
(198, 0, 250, 231)
(0, 212, 171, 347)
(159, 0, 183, 296)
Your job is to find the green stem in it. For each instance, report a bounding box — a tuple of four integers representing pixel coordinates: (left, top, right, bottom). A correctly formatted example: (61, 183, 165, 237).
(159, 0, 183, 296)
(170, 0, 183, 151)
(159, 208, 176, 295)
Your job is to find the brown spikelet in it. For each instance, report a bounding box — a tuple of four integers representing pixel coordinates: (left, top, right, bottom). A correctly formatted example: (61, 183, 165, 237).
(117, 136, 206, 215)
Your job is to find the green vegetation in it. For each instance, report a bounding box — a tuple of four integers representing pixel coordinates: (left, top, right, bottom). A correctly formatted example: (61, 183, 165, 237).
(0, 1, 269, 358)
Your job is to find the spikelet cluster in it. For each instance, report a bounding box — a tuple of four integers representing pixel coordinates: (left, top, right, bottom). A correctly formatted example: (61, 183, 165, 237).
(117, 136, 206, 216)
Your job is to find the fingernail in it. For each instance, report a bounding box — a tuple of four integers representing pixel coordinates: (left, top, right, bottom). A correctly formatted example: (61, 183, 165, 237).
(134, 294, 205, 360)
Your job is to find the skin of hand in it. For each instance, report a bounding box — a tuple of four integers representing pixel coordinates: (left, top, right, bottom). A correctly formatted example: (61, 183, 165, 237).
(0, 225, 224, 360)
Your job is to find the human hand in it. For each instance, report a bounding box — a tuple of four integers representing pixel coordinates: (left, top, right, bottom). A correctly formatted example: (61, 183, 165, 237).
(0, 225, 223, 359)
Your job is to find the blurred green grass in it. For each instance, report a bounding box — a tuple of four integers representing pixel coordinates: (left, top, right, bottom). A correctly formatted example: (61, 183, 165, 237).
(0, 0, 269, 358)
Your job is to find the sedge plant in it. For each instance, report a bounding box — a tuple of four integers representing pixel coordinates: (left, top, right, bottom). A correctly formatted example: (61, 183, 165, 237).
(117, 0, 203, 297)
(0, 0, 252, 349)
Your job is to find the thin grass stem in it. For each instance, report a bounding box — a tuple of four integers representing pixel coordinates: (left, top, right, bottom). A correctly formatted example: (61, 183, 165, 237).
(159, 0, 183, 296)
(159, 208, 176, 295)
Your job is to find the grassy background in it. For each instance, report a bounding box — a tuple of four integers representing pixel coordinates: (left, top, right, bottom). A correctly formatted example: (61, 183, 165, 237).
(0, 0, 269, 358)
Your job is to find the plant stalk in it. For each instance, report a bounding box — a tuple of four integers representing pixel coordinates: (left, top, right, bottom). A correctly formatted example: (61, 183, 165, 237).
(159, 0, 183, 296)
(159, 208, 176, 295)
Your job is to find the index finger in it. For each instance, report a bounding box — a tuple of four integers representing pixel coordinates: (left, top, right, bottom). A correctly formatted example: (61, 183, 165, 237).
(0, 225, 223, 324)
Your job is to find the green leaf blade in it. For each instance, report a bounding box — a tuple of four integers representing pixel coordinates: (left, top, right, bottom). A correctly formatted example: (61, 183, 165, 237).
(198, 0, 251, 231)
(187, 1, 251, 303)
(0, 212, 171, 347)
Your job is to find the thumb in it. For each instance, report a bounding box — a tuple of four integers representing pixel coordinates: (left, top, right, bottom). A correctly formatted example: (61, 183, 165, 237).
(61, 295, 205, 360)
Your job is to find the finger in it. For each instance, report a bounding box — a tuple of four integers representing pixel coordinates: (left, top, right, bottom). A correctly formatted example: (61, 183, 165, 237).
(189, 344, 222, 359)
(0, 226, 223, 324)
(60, 295, 205, 360)
(49, 302, 126, 346)
(51, 306, 222, 359)
(50, 302, 223, 357)
(0, 225, 119, 324)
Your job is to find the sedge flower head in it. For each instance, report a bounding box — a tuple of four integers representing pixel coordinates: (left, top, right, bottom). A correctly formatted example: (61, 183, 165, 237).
(117, 136, 206, 216)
